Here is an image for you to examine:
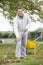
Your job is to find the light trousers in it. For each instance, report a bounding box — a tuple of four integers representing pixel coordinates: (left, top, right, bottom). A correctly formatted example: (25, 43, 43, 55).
(15, 33, 27, 59)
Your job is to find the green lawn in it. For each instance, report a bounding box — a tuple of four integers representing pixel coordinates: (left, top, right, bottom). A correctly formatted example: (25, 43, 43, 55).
(0, 42, 43, 65)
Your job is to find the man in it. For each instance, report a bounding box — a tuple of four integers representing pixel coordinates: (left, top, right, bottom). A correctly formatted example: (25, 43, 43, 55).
(13, 7, 31, 61)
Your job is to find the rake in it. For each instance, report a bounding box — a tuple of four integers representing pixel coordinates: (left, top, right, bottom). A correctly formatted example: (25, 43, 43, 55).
(1, 32, 26, 61)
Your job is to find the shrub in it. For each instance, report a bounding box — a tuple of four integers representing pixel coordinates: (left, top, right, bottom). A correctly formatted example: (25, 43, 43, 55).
(0, 33, 2, 38)
(8, 33, 16, 38)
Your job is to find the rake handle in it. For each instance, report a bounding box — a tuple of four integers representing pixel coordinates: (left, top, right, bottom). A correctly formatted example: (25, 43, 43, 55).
(3, 31, 26, 59)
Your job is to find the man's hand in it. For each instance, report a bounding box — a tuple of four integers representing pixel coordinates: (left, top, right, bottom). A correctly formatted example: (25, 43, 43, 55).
(17, 36, 21, 41)
(24, 28, 28, 32)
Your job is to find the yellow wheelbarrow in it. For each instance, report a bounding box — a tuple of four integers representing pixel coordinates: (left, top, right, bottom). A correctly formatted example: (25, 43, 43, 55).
(27, 40, 36, 49)
(26, 35, 41, 54)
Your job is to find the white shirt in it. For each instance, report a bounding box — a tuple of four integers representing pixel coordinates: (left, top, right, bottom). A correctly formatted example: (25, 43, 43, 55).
(13, 13, 31, 38)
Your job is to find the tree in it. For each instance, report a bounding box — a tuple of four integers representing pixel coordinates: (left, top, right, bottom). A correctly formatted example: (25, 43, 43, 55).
(0, 0, 43, 20)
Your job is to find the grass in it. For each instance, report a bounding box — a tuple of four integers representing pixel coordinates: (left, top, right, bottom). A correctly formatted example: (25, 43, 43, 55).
(0, 41, 43, 65)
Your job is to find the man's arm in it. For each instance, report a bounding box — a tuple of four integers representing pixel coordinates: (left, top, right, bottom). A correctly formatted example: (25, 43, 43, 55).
(13, 18, 20, 38)
(26, 14, 31, 31)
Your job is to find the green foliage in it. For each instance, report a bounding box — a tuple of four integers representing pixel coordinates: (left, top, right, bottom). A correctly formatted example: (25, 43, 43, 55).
(28, 32, 41, 40)
(0, 32, 16, 38)
(2, 32, 10, 38)
(8, 32, 16, 38)
(0, 0, 43, 20)
(0, 32, 42, 39)
(0, 33, 2, 38)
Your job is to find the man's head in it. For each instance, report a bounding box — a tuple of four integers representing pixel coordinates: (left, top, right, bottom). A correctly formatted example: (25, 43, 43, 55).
(17, 7, 24, 18)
